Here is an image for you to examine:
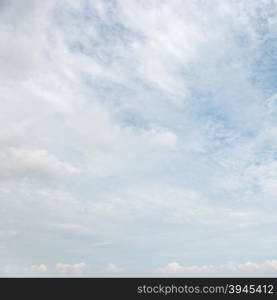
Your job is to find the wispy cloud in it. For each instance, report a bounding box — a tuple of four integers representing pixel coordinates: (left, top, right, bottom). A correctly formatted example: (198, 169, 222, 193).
(0, 0, 276, 276)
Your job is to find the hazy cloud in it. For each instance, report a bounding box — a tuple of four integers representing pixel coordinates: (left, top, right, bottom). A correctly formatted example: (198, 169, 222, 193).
(0, 0, 276, 276)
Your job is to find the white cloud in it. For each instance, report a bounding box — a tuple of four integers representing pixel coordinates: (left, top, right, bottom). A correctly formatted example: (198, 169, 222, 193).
(154, 262, 185, 274)
(0, 147, 80, 182)
(117, 0, 203, 98)
(1, 264, 48, 276)
(56, 262, 86, 276)
(0, 0, 276, 277)
(88, 184, 259, 229)
(154, 260, 277, 276)
(104, 263, 124, 274)
(144, 129, 177, 150)
(23, 264, 48, 273)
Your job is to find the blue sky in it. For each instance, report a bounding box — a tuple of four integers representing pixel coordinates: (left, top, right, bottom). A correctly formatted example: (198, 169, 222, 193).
(0, 0, 277, 277)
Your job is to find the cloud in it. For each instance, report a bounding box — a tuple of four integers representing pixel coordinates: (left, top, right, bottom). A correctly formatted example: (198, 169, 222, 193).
(0, 0, 276, 277)
(1, 264, 48, 277)
(0, 147, 80, 183)
(154, 260, 277, 276)
(144, 129, 177, 150)
(104, 263, 124, 274)
(56, 262, 86, 276)
(23, 264, 48, 273)
(154, 262, 185, 274)
(1, 262, 125, 277)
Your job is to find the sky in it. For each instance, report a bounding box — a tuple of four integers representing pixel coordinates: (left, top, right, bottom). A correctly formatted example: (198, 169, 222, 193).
(0, 0, 276, 277)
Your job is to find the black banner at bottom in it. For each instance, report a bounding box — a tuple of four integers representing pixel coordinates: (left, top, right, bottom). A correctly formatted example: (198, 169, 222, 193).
(1, 278, 276, 298)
